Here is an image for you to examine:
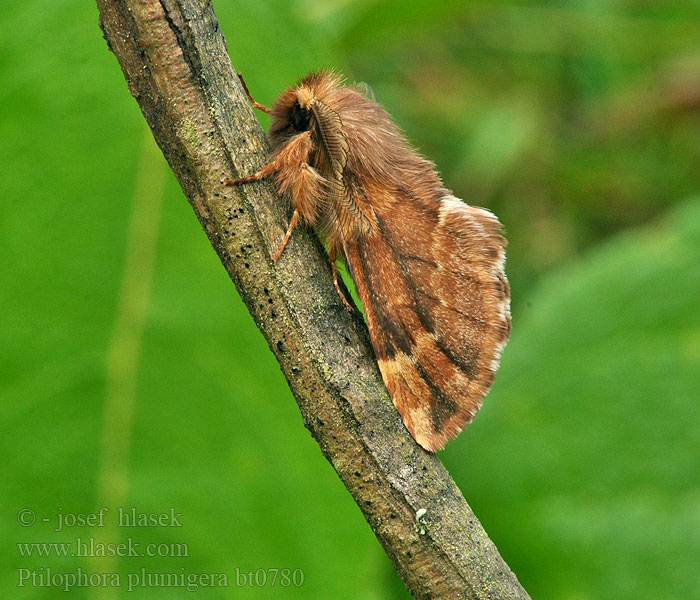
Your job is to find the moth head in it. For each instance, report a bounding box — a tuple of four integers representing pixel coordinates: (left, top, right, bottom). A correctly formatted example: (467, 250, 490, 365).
(269, 71, 344, 148)
(268, 94, 312, 147)
(268, 72, 351, 184)
(290, 102, 311, 132)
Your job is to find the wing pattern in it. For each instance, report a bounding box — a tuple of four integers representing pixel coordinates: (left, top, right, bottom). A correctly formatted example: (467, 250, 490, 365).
(343, 187, 510, 451)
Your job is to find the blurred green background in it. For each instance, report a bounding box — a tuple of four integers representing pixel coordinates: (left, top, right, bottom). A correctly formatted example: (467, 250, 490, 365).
(1, 0, 699, 598)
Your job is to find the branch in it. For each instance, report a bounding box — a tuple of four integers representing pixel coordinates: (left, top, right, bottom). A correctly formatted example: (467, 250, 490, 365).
(96, 1, 531, 598)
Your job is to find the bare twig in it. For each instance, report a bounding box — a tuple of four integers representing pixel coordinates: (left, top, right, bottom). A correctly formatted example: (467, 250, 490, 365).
(95, 1, 531, 598)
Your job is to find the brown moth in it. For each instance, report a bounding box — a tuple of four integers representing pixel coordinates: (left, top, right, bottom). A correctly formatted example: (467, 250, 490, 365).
(227, 71, 511, 451)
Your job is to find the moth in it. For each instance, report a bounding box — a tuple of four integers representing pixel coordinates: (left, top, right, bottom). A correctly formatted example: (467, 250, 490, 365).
(226, 71, 511, 451)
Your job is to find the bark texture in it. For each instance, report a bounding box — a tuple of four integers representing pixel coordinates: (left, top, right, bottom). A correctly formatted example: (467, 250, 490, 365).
(96, 1, 531, 598)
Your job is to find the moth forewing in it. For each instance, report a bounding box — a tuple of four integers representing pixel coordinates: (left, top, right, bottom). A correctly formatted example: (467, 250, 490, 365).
(228, 70, 511, 451)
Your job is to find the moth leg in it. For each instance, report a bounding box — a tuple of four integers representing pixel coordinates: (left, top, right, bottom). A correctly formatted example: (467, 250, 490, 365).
(237, 72, 271, 114)
(228, 132, 314, 262)
(225, 131, 313, 186)
(273, 209, 300, 262)
(328, 245, 354, 312)
(224, 161, 277, 185)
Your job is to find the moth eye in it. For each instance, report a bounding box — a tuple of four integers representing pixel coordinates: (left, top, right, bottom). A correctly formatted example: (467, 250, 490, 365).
(291, 103, 311, 132)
